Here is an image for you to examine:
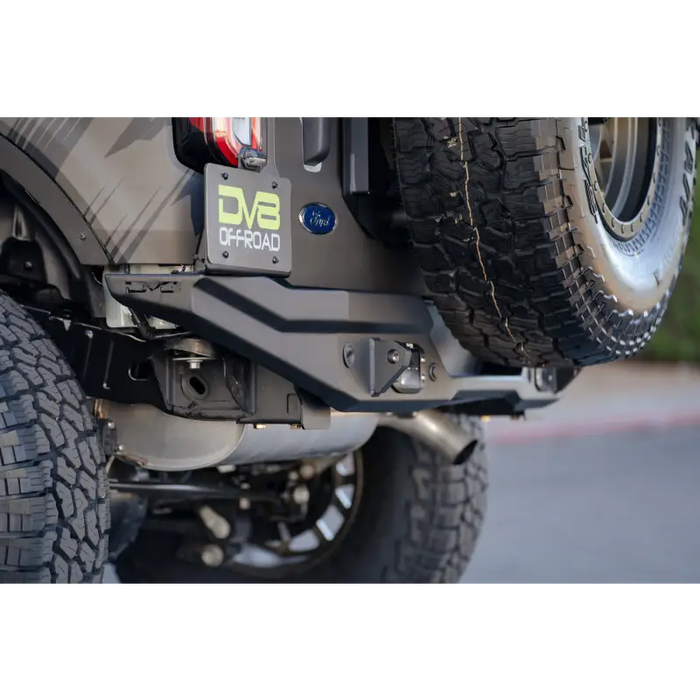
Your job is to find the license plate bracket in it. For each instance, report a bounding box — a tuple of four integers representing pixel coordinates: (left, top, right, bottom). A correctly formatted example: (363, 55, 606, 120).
(203, 163, 292, 276)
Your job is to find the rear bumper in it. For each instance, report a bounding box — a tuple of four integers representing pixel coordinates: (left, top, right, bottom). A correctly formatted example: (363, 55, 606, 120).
(105, 272, 575, 414)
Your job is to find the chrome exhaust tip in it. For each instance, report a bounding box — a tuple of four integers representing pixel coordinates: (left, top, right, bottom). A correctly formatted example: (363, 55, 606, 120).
(378, 410, 477, 464)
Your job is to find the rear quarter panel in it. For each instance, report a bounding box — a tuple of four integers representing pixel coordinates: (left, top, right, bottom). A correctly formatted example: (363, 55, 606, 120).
(0, 118, 202, 264)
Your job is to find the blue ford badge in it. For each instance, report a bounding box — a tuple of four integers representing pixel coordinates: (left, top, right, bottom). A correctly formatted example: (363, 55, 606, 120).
(299, 203, 337, 235)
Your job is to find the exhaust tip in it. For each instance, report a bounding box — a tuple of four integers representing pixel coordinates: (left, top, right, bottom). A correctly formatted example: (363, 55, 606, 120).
(452, 439, 478, 465)
(379, 410, 478, 464)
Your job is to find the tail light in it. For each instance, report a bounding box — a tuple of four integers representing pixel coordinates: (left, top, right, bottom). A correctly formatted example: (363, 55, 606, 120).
(173, 118, 267, 172)
(198, 117, 267, 171)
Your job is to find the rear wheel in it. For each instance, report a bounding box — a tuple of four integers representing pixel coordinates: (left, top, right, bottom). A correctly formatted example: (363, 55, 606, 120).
(0, 291, 109, 583)
(394, 117, 697, 367)
(116, 416, 488, 584)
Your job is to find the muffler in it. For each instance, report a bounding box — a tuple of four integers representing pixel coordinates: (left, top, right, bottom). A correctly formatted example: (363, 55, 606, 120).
(100, 403, 476, 472)
(99, 401, 379, 471)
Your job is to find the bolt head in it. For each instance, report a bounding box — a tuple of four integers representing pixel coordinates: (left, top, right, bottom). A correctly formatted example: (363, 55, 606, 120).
(387, 349, 400, 364)
(239, 497, 251, 511)
(188, 360, 202, 370)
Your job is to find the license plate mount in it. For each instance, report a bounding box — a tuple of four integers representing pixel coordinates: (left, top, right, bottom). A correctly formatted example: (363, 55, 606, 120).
(203, 163, 292, 276)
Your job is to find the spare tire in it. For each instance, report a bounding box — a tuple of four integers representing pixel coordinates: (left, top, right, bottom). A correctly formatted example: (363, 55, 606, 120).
(394, 118, 697, 367)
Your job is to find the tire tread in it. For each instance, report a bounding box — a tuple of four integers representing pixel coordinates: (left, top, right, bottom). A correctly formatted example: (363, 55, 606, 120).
(0, 292, 109, 583)
(394, 117, 696, 367)
(380, 418, 487, 583)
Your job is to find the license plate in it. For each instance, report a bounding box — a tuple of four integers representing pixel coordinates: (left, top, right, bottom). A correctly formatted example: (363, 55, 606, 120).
(204, 163, 292, 275)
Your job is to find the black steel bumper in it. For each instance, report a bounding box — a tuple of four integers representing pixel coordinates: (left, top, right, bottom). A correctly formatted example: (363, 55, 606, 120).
(105, 272, 575, 414)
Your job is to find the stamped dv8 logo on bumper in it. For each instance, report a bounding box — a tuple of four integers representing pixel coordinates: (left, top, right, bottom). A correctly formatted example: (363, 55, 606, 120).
(204, 163, 292, 275)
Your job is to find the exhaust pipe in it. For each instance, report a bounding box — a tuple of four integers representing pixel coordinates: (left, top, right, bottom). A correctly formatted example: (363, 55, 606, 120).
(379, 410, 477, 464)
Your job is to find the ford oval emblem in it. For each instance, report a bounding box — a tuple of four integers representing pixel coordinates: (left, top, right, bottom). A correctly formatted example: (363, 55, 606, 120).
(299, 203, 337, 235)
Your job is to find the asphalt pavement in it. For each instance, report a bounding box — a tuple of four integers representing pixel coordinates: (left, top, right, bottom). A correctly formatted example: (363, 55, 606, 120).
(106, 362, 700, 584)
(463, 423, 700, 583)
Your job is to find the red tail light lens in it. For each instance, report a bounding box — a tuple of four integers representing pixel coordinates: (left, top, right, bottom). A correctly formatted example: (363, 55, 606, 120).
(173, 118, 267, 172)
(185, 117, 267, 171)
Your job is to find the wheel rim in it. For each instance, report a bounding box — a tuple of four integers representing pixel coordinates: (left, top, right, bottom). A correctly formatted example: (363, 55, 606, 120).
(589, 117, 661, 241)
(226, 454, 363, 577)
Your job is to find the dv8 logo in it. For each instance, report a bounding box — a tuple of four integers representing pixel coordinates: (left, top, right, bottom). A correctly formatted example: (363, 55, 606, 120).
(218, 184, 281, 252)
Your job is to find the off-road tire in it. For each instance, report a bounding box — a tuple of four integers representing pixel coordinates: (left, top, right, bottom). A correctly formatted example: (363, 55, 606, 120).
(394, 118, 697, 367)
(116, 416, 488, 583)
(0, 291, 109, 583)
